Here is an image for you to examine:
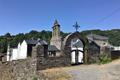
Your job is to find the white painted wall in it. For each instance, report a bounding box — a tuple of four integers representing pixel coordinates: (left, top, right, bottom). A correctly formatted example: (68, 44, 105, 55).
(19, 40, 27, 59)
(7, 40, 28, 61)
(11, 48, 18, 60)
(7, 45, 11, 61)
(7, 48, 18, 61)
(71, 47, 83, 51)
(71, 47, 84, 64)
(17, 43, 21, 59)
(7, 49, 10, 61)
(78, 51, 83, 63)
(114, 46, 120, 50)
(71, 51, 75, 63)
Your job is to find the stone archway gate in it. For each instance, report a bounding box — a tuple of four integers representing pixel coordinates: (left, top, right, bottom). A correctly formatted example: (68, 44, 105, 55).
(62, 32, 89, 65)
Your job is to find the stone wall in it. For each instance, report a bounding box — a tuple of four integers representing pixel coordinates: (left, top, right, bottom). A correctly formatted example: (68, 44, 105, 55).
(34, 45, 69, 70)
(88, 41, 100, 63)
(37, 57, 69, 70)
(111, 51, 120, 60)
(0, 58, 37, 80)
(0, 53, 7, 62)
(0, 45, 70, 80)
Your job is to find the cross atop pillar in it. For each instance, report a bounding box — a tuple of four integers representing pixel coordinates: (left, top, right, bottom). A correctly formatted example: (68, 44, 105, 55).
(73, 22, 80, 32)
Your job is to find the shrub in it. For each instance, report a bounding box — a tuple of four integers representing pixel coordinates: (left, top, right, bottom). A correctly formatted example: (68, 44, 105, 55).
(98, 54, 111, 64)
(32, 77, 37, 80)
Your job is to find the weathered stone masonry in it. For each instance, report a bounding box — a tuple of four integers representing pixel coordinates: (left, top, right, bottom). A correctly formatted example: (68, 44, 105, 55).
(0, 45, 69, 80)
(0, 58, 37, 80)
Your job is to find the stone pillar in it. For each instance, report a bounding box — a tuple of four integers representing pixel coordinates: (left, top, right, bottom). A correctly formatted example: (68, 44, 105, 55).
(32, 45, 46, 70)
(84, 49, 88, 64)
(63, 46, 72, 66)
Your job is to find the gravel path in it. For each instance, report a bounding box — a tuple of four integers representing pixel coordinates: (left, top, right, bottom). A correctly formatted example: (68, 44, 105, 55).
(64, 59, 120, 80)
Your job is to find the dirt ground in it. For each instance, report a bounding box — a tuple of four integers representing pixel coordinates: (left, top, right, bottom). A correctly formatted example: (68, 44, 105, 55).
(40, 59, 120, 80)
(65, 59, 120, 80)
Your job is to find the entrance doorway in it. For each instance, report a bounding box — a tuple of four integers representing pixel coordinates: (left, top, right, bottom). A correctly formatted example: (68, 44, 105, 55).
(71, 38, 84, 64)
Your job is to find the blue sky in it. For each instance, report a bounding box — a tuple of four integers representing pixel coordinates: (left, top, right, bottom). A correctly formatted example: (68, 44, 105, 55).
(0, 0, 120, 35)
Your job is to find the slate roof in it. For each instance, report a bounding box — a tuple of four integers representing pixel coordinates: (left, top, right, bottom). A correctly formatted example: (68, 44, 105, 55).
(48, 45, 59, 52)
(87, 34, 108, 40)
(53, 19, 60, 26)
(25, 39, 48, 45)
(25, 39, 38, 45)
(72, 41, 84, 48)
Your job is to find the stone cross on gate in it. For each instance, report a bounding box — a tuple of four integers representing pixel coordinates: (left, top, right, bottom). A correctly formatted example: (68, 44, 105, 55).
(73, 22, 80, 32)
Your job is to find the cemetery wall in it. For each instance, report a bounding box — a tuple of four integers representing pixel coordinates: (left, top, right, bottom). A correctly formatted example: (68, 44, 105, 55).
(111, 51, 120, 60)
(0, 45, 70, 80)
(33, 45, 70, 70)
(0, 58, 38, 80)
(36, 57, 70, 70)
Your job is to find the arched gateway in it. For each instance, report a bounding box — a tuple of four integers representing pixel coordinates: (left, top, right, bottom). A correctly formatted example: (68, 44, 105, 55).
(71, 38, 84, 64)
(62, 32, 89, 64)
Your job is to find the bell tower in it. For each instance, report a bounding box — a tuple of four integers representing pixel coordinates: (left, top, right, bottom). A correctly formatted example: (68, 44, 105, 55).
(50, 20, 62, 50)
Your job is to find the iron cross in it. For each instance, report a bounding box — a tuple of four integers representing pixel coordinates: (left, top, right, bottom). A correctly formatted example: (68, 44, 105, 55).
(73, 22, 80, 32)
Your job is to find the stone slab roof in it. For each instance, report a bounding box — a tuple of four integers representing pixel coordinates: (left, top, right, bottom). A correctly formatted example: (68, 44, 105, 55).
(48, 45, 59, 52)
(87, 34, 108, 40)
(25, 39, 38, 45)
(25, 39, 48, 45)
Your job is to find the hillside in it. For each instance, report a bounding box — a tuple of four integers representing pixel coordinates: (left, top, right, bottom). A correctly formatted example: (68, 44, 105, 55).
(0, 29, 120, 53)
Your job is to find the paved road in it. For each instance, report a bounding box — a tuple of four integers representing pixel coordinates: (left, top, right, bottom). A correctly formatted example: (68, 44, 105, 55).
(64, 60, 120, 80)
